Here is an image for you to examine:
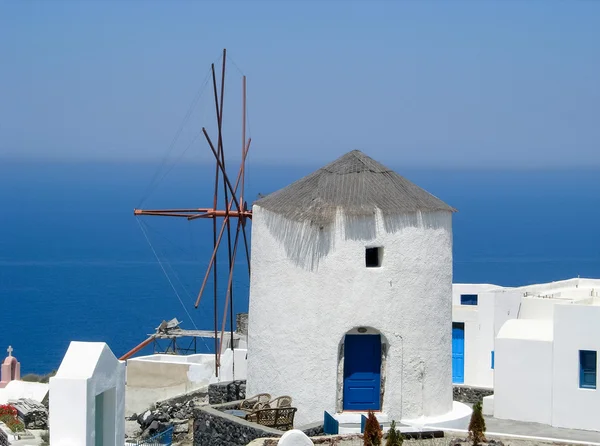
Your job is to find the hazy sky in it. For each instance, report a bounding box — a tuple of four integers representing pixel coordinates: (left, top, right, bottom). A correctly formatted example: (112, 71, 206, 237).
(1, 0, 599, 167)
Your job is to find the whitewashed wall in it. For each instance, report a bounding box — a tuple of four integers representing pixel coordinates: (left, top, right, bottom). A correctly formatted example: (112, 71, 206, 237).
(50, 342, 126, 446)
(451, 285, 520, 388)
(451, 284, 502, 306)
(492, 290, 522, 332)
(519, 297, 563, 320)
(247, 207, 454, 426)
(552, 304, 600, 431)
(493, 320, 553, 425)
(126, 349, 247, 415)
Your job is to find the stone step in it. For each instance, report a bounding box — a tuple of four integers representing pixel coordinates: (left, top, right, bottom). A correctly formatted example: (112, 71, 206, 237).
(332, 411, 389, 425)
(332, 412, 392, 434)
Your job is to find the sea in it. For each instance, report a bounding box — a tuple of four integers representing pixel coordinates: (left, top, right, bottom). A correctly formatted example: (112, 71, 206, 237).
(1, 160, 600, 374)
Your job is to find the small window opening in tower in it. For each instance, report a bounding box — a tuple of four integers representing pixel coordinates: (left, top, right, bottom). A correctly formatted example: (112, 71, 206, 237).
(365, 247, 383, 268)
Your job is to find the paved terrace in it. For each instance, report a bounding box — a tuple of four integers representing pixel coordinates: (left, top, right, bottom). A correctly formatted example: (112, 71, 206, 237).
(439, 413, 600, 445)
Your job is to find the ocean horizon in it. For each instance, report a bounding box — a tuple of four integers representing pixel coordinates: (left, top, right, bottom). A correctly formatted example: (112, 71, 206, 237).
(2, 159, 600, 374)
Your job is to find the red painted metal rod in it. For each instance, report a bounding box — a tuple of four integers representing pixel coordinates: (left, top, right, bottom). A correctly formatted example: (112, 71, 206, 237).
(193, 141, 252, 308)
(202, 129, 244, 216)
(134, 208, 212, 214)
(119, 336, 155, 361)
(218, 217, 242, 363)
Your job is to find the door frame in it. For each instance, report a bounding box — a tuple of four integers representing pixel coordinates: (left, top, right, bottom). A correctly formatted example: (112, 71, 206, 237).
(452, 322, 465, 384)
(336, 327, 388, 413)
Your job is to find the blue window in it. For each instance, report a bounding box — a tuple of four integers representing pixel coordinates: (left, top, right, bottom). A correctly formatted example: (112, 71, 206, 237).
(579, 350, 597, 389)
(491, 351, 495, 369)
(460, 294, 478, 306)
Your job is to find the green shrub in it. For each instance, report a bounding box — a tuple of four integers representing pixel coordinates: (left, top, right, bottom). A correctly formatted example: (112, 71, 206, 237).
(21, 373, 44, 383)
(468, 400, 487, 446)
(385, 420, 403, 446)
(21, 370, 56, 383)
(364, 410, 383, 446)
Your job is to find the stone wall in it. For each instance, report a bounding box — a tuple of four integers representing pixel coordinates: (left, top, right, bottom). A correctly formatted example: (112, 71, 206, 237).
(131, 388, 208, 440)
(208, 380, 246, 405)
(193, 405, 283, 446)
(263, 434, 364, 446)
(298, 422, 324, 437)
(453, 385, 493, 404)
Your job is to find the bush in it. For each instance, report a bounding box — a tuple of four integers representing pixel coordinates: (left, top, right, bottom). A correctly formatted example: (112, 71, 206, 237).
(468, 400, 486, 446)
(0, 404, 24, 434)
(21, 370, 56, 383)
(385, 420, 403, 446)
(364, 410, 383, 446)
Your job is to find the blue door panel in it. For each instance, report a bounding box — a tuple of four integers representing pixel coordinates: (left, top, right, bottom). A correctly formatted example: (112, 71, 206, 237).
(452, 323, 465, 384)
(343, 334, 381, 410)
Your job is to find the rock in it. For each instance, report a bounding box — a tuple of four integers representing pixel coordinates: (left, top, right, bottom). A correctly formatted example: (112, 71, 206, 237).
(173, 410, 186, 420)
(132, 390, 210, 441)
(125, 420, 141, 439)
(155, 411, 169, 422)
(139, 410, 152, 426)
(174, 423, 189, 434)
(8, 398, 48, 430)
(172, 418, 188, 425)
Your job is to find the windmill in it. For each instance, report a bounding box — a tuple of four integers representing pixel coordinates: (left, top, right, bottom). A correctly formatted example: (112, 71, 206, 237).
(120, 49, 252, 376)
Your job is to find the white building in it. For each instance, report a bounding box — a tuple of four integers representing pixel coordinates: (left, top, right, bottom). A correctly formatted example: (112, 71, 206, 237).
(451, 283, 519, 388)
(452, 277, 600, 432)
(50, 341, 126, 446)
(246, 150, 458, 426)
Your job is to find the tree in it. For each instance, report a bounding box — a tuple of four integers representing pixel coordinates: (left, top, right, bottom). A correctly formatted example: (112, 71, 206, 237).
(385, 420, 403, 446)
(468, 400, 487, 446)
(364, 410, 383, 446)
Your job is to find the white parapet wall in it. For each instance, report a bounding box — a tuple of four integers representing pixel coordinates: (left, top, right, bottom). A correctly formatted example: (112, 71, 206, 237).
(404, 401, 472, 431)
(0, 380, 48, 404)
(125, 348, 247, 415)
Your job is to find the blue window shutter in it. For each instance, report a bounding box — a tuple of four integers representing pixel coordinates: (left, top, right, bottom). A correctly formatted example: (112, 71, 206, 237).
(579, 350, 597, 389)
(460, 294, 478, 306)
(491, 351, 495, 369)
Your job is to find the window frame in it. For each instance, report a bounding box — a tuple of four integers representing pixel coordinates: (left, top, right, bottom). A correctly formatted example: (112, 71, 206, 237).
(460, 294, 478, 306)
(579, 350, 597, 390)
(365, 247, 383, 268)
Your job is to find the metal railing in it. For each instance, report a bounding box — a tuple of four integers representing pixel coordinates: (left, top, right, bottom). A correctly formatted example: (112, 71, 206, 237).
(0, 429, 8, 446)
(129, 426, 173, 446)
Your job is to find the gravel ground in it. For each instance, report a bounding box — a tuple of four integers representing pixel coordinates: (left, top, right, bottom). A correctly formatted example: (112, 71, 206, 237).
(248, 435, 589, 446)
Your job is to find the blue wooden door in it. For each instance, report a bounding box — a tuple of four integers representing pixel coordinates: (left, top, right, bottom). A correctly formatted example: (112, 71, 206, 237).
(343, 334, 381, 410)
(452, 322, 465, 384)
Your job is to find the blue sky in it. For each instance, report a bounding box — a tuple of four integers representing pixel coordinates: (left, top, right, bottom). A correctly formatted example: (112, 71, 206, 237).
(1, 0, 599, 167)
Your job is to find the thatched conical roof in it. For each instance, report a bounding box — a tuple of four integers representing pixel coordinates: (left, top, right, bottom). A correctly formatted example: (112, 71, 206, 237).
(255, 150, 455, 227)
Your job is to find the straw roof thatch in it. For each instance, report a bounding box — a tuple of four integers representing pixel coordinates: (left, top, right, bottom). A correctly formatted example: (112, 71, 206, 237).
(255, 150, 455, 227)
